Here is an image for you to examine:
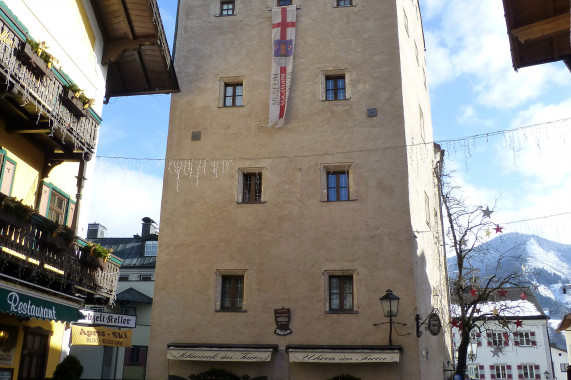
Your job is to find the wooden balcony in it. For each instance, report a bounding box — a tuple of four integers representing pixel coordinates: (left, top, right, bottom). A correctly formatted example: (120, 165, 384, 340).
(0, 196, 121, 305)
(0, 11, 100, 161)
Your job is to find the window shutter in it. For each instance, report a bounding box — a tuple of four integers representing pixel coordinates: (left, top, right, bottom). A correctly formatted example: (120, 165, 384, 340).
(491, 365, 496, 379)
(66, 201, 75, 227)
(477, 332, 482, 347)
(0, 159, 15, 195)
(517, 365, 522, 370)
(38, 183, 50, 216)
(503, 332, 510, 346)
(534, 375, 540, 380)
(530, 331, 537, 346)
(533, 365, 539, 370)
(507, 375, 512, 379)
(487, 332, 492, 347)
(518, 375, 523, 380)
(491, 375, 496, 380)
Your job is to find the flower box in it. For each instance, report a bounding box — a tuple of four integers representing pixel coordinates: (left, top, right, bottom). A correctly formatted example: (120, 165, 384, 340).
(60, 89, 87, 118)
(17, 43, 54, 79)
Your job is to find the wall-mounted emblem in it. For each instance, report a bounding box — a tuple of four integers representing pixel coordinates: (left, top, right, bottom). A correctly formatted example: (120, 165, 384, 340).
(274, 308, 292, 336)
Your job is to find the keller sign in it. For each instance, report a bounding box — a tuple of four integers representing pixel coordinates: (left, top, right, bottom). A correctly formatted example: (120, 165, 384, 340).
(78, 310, 136, 328)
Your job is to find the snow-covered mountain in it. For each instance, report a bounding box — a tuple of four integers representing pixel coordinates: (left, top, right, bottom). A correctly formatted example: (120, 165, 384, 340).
(447, 232, 571, 349)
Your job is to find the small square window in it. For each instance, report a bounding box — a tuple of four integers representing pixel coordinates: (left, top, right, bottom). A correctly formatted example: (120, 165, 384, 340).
(518, 331, 531, 346)
(118, 275, 129, 282)
(124, 346, 147, 367)
(467, 365, 480, 379)
(521, 365, 535, 379)
(140, 275, 153, 281)
(495, 365, 507, 380)
(325, 75, 346, 101)
(48, 191, 67, 224)
(337, 0, 352, 6)
(321, 163, 354, 202)
(221, 275, 244, 311)
(242, 172, 262, 203)
(491, 331, 504, 346)
(327, 172, 349, 201)
(329, 276, 353, 311)
(220, 1, 234, 15)
(278, 0, 292, 5)
(144, 241, 158, 256)
(224, 83, 243, 107)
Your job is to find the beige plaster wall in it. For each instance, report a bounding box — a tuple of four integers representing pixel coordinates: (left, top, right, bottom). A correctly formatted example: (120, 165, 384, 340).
(149, 0, 447, 379)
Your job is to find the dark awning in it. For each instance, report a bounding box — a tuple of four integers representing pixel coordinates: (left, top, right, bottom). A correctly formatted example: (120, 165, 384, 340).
(167, 344, 279, 362)
(116, 287, 153, 304)
(286, 345, 402, 363)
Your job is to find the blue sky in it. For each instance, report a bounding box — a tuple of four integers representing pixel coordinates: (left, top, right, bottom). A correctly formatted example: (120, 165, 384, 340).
(85, 0, 571, 243)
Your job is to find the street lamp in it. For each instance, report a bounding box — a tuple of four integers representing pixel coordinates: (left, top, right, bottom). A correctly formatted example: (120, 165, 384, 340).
(543, 371, 550, 380)
(379, 289, 400, 345)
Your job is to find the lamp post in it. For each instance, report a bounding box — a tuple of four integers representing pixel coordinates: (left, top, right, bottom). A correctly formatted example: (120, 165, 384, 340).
(543, 371, 550, 380)
(379, 289, 400, 345)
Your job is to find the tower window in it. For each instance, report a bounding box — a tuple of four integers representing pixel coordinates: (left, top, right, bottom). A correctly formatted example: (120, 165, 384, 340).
(220, 1, 234, 16)
(278, 0, 292, 6)
(337, 0, 352, 6)
(224, 83, 243, 107)
(325, 75, 346, 101)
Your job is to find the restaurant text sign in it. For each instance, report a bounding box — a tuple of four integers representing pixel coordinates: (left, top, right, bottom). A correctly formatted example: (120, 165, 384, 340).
(167, 349, 272, 362)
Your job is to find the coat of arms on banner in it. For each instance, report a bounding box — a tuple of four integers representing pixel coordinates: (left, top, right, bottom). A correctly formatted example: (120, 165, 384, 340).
(274, 308, 292, 336)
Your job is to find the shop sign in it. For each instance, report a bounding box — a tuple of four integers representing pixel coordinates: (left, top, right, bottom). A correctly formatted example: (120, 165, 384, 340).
(0, 288, 80, 322)
(288, 349, 400, 363)
(71, 325, 132, 347)
(77, 310, 136, 328)
(167, 348, 273, 362)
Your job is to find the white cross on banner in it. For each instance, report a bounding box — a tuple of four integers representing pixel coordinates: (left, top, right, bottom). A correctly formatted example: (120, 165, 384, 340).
(269, 6, 296, 128)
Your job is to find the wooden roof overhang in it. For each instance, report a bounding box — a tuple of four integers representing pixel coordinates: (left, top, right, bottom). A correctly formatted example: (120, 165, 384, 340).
(502, 0, 571, 72)
(89, 0, 179, 101)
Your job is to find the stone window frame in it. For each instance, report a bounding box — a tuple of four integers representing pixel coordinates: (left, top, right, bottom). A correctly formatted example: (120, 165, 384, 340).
(219, 76, 245, 107)
(323, 269, 358, 314)
(320, 163, 356, 202)
(237, 167, 266, 204)
(320, 69, 351, 101)
(215, 269, 248, 312)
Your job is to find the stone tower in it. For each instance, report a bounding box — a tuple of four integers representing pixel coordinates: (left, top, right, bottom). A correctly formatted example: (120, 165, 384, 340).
(148, 0, 450, 379)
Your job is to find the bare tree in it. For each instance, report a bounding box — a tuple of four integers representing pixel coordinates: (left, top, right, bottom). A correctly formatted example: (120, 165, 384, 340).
(437, 171, 529, 378)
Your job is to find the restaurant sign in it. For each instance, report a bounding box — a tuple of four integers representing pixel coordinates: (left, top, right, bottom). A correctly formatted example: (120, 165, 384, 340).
(167, 348, 273, 362)
(77, 309, 136, 328)
(71, 325, 132, 347)
(0, 288, 80, 322)
(288, 349, 400, 363)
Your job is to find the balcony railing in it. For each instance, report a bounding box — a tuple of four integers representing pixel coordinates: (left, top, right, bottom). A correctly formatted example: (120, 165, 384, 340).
(0, 197, 121, 304)
(0, 12, 100, 156)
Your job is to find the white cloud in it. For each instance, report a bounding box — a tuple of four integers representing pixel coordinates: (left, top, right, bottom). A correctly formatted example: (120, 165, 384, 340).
(82, 159, 164, 238)
(425, 0, 571, 109)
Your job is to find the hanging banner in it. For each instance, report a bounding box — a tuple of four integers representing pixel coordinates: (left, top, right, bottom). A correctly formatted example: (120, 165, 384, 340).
(269, 5, 297, 128)
(71, 325, 132, 347)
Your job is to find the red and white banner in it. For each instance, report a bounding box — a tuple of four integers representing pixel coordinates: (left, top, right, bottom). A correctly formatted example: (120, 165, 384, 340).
(269, 6, 296, 128)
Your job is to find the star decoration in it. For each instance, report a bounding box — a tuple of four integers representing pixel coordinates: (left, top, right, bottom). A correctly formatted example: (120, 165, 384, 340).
(500, 319, 510, 328)
(491, 346, 501, 358)
(492, 307, 499, 316)
(494, 224, 503, 234)
(470, 287, 478, 297)
(485, 229, 491, 237)
(460, 238, 467, 247)
(515, 319, 523, 328)
(450, 320, 460, 329)
(497, 288, 508, 298)
(482, 206, 494, 218)
(520, 292, 527, 300)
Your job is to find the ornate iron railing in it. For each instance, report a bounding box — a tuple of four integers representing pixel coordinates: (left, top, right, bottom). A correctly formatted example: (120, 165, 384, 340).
(0, 14, 99, 155)
(0, 205, 120, 303)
